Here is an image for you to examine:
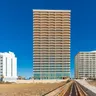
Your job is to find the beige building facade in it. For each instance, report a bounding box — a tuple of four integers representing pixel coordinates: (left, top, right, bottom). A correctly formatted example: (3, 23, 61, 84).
(75, 51, 96, 79)
(33, 9, 71, 79)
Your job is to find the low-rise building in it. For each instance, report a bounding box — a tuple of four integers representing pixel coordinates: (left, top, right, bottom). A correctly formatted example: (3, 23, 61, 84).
(0, 51, 17, 82)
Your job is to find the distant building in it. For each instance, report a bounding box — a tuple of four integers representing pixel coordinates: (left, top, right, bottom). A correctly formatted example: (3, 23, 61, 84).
(75, 51, 96, 79)
(0, 51, 17, 82)
(33, 9, 71, 79)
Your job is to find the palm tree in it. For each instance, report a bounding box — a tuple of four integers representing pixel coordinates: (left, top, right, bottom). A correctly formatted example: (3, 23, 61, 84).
(29, 77, 32, 80)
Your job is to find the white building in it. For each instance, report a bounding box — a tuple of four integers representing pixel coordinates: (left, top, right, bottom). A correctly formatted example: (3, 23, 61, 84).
(0, 51, 17, 82)
(75, 51, 96, 79)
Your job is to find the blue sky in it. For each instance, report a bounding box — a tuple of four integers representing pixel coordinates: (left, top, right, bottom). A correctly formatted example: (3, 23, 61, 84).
(0, 0, 96, 78)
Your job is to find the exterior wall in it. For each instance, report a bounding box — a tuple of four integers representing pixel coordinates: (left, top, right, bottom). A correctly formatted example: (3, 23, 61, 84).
(33, 10, 71, 79)
(0, 52, 17, 82)
(13, 58, 17, 78)
(0, 55, 3, 80)
(75, 51, 96, 79)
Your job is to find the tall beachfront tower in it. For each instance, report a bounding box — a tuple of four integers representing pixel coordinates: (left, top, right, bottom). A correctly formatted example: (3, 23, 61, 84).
(33, 9, 71, 79)
(0, 51, 17, 82)
(75, 51, 96, 79)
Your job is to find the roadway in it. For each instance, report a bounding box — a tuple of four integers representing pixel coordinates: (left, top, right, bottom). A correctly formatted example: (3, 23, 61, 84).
(44, 80, 96, 96)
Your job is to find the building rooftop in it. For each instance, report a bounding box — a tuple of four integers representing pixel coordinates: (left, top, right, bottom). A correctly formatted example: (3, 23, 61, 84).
(75, 51, 96, 56)
(79, 51, 96, 53)
(33, 9, 71, 12)
(0, 51, 16, 57)
(90, 51, 96, 52)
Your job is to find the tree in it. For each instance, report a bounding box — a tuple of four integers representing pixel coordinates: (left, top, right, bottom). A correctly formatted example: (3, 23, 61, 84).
(18, 76, 26, 80)
(18, 76, 23, 80)
(29, 77, 31, 80)
(1, 75, 4, 81)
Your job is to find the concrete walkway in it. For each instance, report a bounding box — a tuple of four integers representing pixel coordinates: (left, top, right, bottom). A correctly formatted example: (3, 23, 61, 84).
(76, 79, 96, 94)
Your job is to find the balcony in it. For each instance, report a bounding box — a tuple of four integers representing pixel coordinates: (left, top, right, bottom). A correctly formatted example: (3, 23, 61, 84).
(49, 14, 55, 17)
(55, 15, 70, 18)
(40, 15, 49, 17)
(33, 12, 40, 14)
(34, 51, 70, 54)
(33, 33, 40, 36)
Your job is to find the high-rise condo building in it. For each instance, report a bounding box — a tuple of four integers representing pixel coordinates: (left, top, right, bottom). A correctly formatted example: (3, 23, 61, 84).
(75, 51, 96, 79)
(33, 9, 71, 79)
(0, 51, 17, 82)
